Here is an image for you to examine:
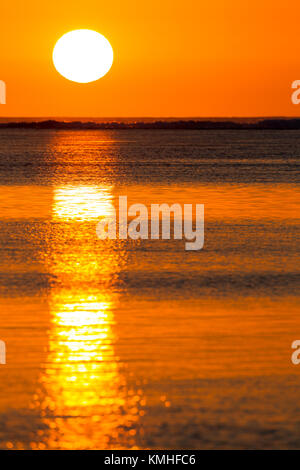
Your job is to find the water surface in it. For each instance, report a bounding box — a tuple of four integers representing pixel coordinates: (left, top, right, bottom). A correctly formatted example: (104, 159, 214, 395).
(0, 129, 299, 449)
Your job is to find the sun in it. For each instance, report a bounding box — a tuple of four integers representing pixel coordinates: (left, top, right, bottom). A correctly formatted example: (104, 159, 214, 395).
(52, 29, 113, 83)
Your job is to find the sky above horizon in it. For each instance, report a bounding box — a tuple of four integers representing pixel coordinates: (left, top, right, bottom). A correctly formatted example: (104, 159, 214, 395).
(1, 0, 300, 117)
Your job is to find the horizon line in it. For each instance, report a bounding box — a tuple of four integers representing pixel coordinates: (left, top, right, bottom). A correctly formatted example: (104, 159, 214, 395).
(1, 115, 300, 120)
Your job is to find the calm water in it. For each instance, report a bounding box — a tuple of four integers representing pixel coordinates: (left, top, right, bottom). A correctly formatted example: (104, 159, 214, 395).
(0, 129, 299, 449)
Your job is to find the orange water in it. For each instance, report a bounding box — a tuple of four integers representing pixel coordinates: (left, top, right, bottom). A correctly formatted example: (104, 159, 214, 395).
(0, 129, 299, 449)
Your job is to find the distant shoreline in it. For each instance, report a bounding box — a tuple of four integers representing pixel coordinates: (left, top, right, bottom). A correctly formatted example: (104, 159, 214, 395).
(1, 119, 300, 130)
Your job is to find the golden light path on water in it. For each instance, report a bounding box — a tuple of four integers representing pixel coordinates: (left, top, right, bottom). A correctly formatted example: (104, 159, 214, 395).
(32, 185, 144, 450)
(52, 185, 115, 221)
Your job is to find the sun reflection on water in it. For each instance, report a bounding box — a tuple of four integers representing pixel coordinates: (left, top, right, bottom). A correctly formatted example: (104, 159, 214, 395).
(53, 185, 114, 220)
(32, 184, 144, 449)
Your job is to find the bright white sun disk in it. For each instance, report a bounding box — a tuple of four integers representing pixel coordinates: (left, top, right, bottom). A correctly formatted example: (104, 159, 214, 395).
(52, 29, 113, 83)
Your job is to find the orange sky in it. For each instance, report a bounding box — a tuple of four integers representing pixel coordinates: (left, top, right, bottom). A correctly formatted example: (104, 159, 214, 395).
(1, 0, 300, 117)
